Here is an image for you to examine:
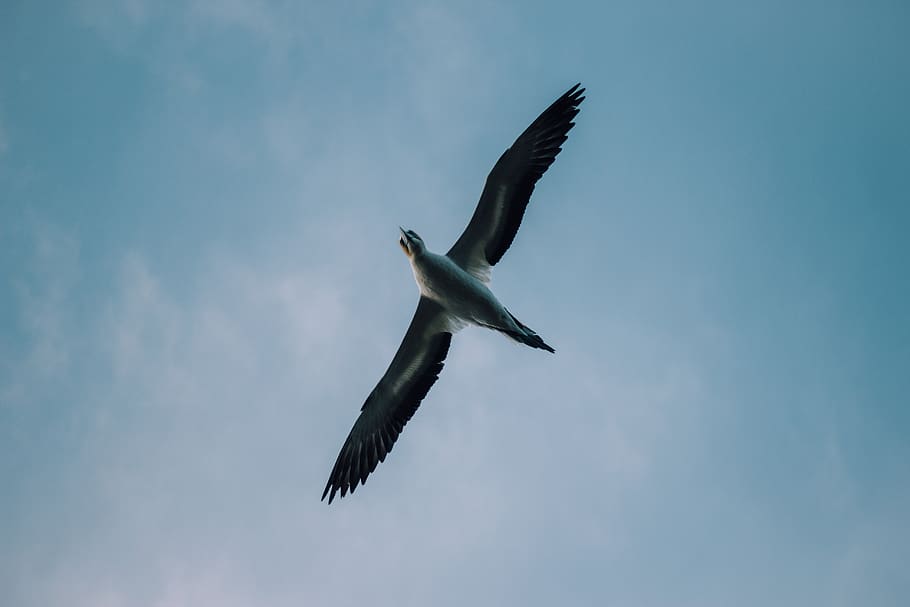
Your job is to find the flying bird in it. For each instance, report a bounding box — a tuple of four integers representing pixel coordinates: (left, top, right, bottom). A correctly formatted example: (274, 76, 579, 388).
(322, 83, 585, 503)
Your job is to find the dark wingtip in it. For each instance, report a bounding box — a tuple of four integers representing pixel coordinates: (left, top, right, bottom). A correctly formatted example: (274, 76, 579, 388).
(320, 329, 453, 506)
(564, 83, 585, 102)
(322, 482, 336, 504)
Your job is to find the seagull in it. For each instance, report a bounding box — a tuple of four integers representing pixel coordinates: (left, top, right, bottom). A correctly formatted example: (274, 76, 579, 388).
(322, 83, 585, 503)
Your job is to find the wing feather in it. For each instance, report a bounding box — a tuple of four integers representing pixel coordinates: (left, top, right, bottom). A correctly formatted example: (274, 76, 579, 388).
(447, 83, 585, 277)
(322, 297, 453, 503)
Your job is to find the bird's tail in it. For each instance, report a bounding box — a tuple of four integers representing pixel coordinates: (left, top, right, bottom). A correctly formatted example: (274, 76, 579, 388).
(503, 311, 555, 353)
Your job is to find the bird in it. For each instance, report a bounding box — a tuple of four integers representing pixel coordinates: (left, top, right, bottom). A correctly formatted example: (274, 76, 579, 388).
(322, 83, 585, 503)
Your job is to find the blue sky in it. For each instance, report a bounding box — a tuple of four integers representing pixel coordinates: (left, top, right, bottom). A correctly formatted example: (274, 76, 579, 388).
(2, 1, 908, 605)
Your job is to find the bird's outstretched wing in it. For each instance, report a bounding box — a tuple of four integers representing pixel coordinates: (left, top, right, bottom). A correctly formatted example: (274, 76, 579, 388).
(447, 84, 585, 281)
(322, 297, 456, 504)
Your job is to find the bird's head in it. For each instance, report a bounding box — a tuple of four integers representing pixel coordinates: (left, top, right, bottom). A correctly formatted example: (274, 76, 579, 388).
(398, 227, 426, 257)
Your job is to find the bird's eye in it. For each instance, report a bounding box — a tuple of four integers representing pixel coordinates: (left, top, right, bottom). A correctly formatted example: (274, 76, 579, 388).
(399, 238, 406, 248)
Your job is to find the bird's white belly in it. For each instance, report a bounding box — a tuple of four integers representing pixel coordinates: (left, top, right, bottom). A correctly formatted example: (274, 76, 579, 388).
(412, 253, 505, 327)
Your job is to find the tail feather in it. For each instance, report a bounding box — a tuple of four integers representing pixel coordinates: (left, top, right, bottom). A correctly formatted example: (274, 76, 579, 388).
(504, 311, 555, 353)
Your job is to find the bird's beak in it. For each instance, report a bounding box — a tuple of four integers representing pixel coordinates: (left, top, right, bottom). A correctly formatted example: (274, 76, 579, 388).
(398, 227, 411, 256)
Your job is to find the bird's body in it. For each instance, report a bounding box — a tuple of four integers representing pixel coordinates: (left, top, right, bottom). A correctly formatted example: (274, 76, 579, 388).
(409, 249, 509, 337)
(322, 83, 585, 503)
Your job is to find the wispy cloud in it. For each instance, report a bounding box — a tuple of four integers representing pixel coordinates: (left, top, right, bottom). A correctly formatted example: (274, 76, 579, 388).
(4, 1, 909, 605)
(0, 207, 689, 606)
(74, 0, 151, 50)
(1, 221, 79, 406)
